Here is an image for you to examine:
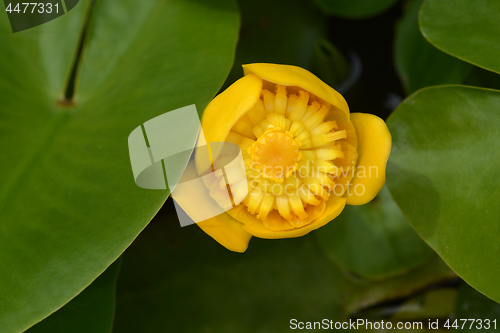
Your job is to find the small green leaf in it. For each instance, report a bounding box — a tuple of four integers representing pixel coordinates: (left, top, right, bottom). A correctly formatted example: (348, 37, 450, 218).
(27, 260, 121, 333)
(395, 0, 471, 94)
(314, 0, 399, 19)
(317, 186, 435, 280)
(420, 0, 500, 74)
(387, 85, 500, 303)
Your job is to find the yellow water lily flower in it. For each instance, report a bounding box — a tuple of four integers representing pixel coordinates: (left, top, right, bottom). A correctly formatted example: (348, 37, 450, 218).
(195, 63, 391, 252)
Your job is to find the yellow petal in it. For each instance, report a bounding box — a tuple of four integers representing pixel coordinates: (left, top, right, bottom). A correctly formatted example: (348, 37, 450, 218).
(197, 212, 252, 253)
(226, 204, 260, 225)
(242, 196, 346, 239)
(346, 113, 391, 205)
(196, 74, 263, 172)
(242, 63, 349, 120)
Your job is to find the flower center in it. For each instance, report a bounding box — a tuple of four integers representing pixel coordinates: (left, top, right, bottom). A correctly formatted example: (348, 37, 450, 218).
(221, 84, 352, 230)
(249, 128, 301, 182)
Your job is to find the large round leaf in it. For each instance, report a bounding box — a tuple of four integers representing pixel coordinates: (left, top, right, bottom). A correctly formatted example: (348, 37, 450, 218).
(420, 0, 500, 74)
(387, 85, 500, 303)
(0, 0, 239, 331)
(395, 0, 471, 94)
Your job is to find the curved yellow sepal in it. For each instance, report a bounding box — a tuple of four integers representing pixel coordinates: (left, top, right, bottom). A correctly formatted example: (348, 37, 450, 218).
(242, 63, 350, 120)
(346, 113, 391, 206)
(197, 213, 253, 253)
(201, 74, 263, 144)
(242, 196, 346, 239)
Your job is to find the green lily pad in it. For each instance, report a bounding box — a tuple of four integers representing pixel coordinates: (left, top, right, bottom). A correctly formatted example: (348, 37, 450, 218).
(317, 186, 435, 281)
(387, 85, 500, 303)
(314, 0, 399, 19)
(395, 0, 471, 94)
(420, 0, 500, 74)
(0, 0, 239, 331)
(27, 260, 121, 333)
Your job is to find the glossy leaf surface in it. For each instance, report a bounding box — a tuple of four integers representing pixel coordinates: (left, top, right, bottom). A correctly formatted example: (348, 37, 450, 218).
(420, 0, 500, 74)
(395, 0, 471, 94)
(387, 85, 500, 303)
(0, 0, 239, 331)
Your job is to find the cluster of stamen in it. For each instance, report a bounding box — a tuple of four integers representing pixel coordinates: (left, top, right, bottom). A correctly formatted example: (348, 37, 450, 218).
(225, 85, 348, 229)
